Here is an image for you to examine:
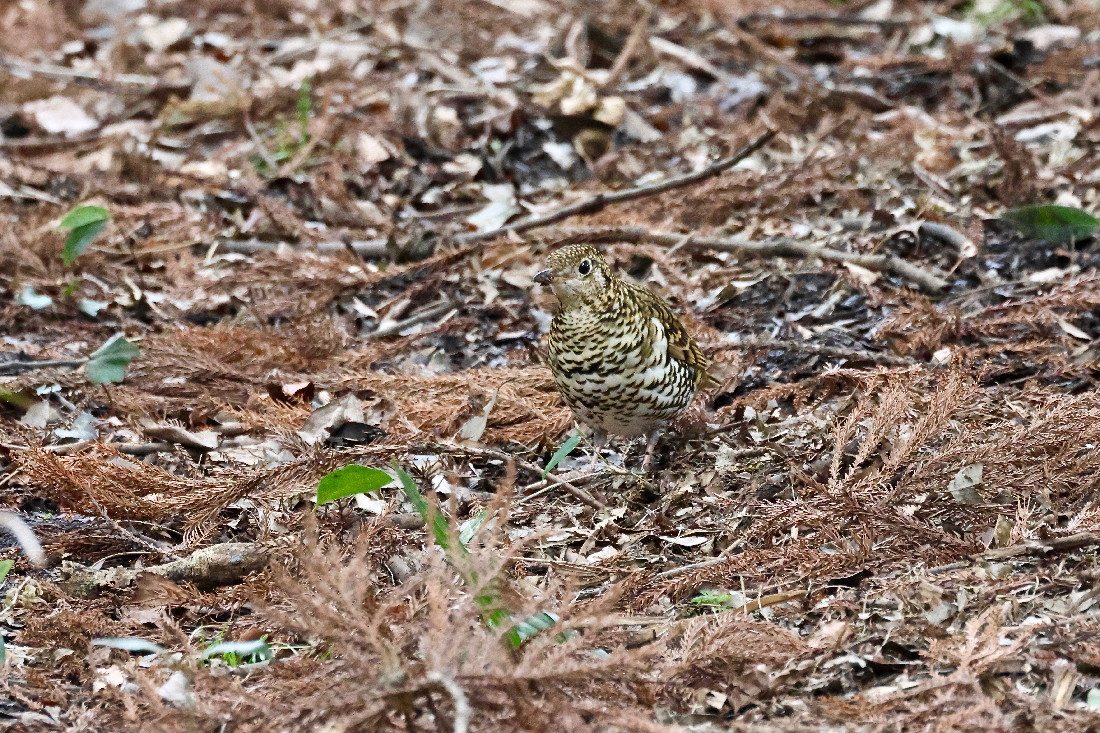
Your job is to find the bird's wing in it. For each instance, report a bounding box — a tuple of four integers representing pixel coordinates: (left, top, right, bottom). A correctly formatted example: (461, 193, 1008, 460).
(632, 283, 713, 383)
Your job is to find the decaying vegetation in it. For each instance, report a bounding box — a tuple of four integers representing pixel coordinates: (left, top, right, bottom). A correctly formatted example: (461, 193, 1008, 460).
(2, 0, 1100, 729)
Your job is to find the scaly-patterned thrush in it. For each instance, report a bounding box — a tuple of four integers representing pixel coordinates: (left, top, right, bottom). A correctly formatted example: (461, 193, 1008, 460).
(534, 245, 710, 469)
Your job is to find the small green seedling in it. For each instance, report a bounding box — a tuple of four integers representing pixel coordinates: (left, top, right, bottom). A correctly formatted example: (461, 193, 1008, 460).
(59, 205, 110, 266)
(316, 464, 392, 506)
(85, 334, 139, 385)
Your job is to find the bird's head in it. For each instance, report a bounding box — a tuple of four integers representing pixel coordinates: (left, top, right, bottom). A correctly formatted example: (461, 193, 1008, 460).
(533, 245, 613, 309)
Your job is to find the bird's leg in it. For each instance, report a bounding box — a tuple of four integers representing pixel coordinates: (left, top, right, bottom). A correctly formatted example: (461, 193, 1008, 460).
(641, 429, 663, 471)
(590, 428, 608, 471)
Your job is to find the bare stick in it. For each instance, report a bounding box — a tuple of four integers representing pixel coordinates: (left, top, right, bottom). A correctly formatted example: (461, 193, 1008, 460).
(724, 338, 914, 366)
(369, 301, 455, 339)
(737, 13, 911, 29)
(427, 672, 471, 733)
(600, 8, 654, 90)
(216, 238, 388, 257)
(211, 132, 774, 259)
(456, 129, 777, 244)
(0, 55, 188, 92)
(547, 225, 950, 292)
(83, 491, 179, 561)
(0, 358, 86, 375)
(441, 444, 606, 510)
(980, 531, 1100, 561)
(728, 589, 807, 616)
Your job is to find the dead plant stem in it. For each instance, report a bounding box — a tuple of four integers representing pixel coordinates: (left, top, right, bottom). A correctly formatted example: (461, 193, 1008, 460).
(549, 225, 951, 292)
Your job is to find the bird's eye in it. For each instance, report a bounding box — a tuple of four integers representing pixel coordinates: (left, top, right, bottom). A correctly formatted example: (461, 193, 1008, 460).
(578, 259, 591, 275)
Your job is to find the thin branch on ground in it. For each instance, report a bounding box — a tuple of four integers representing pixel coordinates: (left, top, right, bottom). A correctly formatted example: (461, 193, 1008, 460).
(215, 238, 388, 257)
(547, 225, 951, 292)
(457, 129, 777, 244)
(428, 443, 606, 509)
(0, 358, 87, 375)
(730, 338, 916, 365)
(980, 531, 1100, 561)
(212, 131, 774, 259)
(600, 8, 653, 90)
(0, 54, 189, 91)
(737, 13, 911, 29)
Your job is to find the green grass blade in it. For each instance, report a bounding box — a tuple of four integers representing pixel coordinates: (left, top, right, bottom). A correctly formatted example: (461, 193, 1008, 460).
(394, 463, 455, 554)
(543, 433, 583, 477)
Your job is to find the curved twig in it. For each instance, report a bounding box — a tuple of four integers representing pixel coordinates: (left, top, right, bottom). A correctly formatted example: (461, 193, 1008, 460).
(546, 225, 951, 293)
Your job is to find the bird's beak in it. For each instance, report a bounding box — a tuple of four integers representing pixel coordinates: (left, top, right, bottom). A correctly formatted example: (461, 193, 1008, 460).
(534, 269, 553, 286)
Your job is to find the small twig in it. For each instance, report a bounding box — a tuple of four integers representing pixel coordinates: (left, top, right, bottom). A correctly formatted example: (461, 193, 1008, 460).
(0, 55, 188, 92)
(0, 129, 114, 152)
(457, 129, 777, 244)
(206, 133, 774, 260)
(728, 589, 807, 616)
(515, 472, 603, 507)
(918, 222, 975, 254)
(423, 443, 606, 510)
(729, 337, 915, 366)
(427, 672, 471, 733)
(600, 7, 654, 90)
(979, 532, 1100, 561)
(548, 225, 951, 292)
(648, 36, 731, 82)
(216, 238, 388, 257)
(737, 13, 911, 29)
(82, 491, 178, 561)
(357, 442, 606, 509)
(930, 532, 1100, 574)
(266, 17, 374, 65)
(625, 587, 803, 648)
(243, 113, 279, 172)
(0, 358, 86, 375)
(369, 301, 455, 339)
(32, 440, 178, 456)
(654, 556, 729, 580)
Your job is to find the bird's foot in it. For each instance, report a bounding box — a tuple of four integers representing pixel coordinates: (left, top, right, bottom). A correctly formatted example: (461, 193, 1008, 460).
(640, 429, 663, 472)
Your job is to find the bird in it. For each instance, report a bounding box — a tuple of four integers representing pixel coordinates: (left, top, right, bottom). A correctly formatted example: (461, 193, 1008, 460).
(533, 244, 711, 470)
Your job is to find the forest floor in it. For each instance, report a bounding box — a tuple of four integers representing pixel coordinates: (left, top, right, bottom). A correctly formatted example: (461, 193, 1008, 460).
(2, 0, 1100, 730)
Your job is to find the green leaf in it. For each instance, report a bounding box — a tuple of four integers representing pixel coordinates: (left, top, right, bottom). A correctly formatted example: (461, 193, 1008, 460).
(59, 205, 110, 230)
(201, 639, 272, 662)
(15, 285, 52, 310)
(504, 611, 560, 648)
(85, 334, 139, 385)
(691, 592, 734, 608)
(394, 464, 454, 553)
(0, 559, 12, 586)
(458, 510, 488, 547)
(62, 220, 108, 266)
(1001, 204, 1100, 245)
(543, 433, 583, 477)
(316, 465, 392, 506)
(0, 389, 32, 409)
(59, 206, 110, 266)
(392, 462, 564, 649)
(92, 637, 166, 654)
